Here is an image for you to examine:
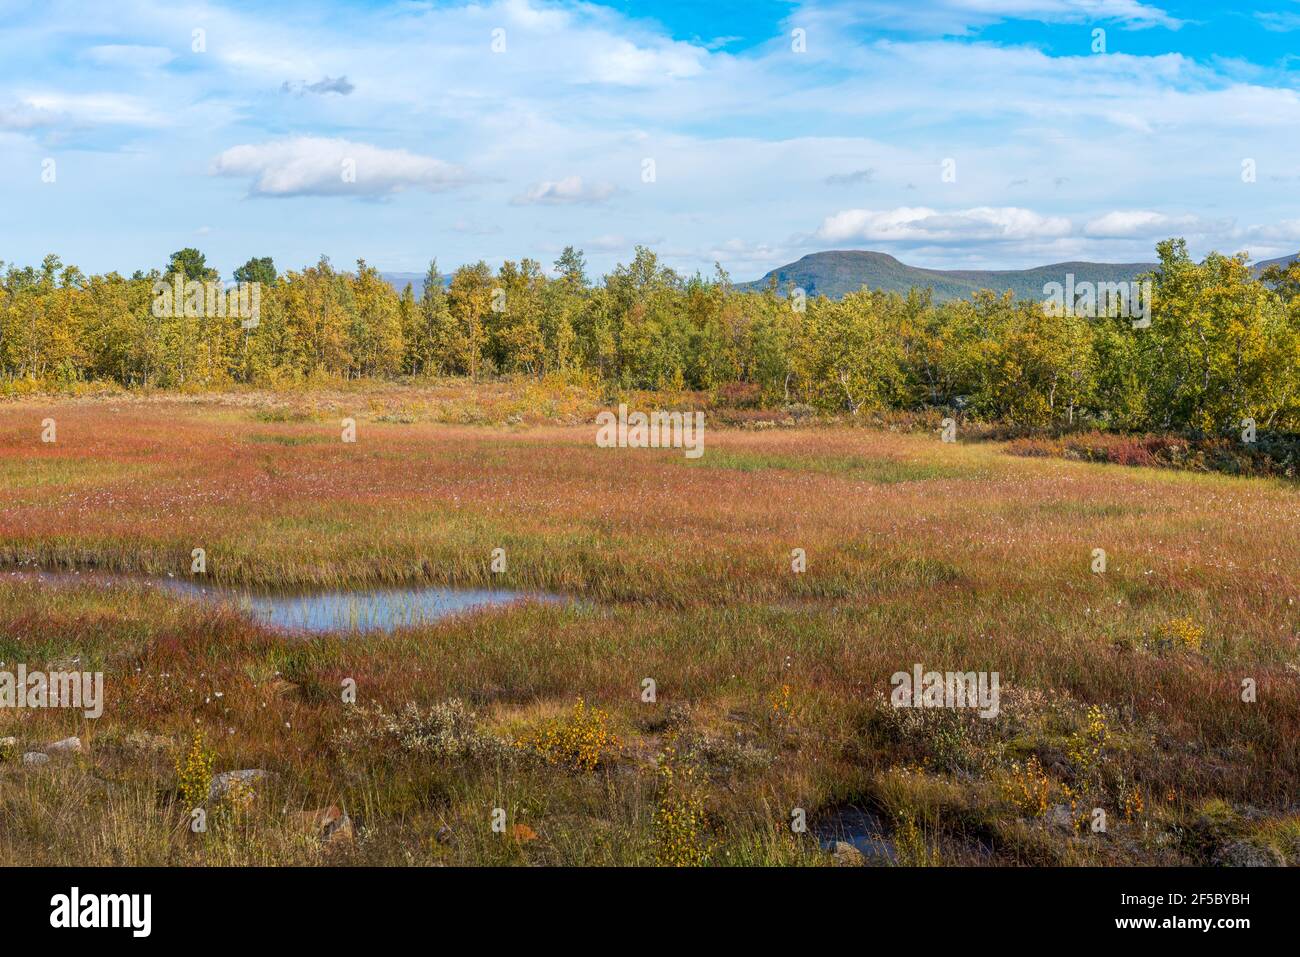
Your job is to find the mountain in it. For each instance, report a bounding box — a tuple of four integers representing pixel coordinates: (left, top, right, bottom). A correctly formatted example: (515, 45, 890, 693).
(380, 249, 1300, 301)
(736, 250, 1158, 302)
(380, 272, 452, 296)
(1251, 253, 1299, 276)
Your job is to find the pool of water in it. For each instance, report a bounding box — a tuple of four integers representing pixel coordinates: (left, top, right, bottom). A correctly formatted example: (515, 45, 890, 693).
(814, 806, 897, 864)
(3, 569, 565, 635)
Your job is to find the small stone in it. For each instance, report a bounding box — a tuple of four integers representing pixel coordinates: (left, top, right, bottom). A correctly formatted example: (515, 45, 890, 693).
(23, 752, 50, 766)
(828, 841, 865, 866)
(45, 736, 82, 755)
(209, 769, 274, 802)
(1213, 840, 1281, 868)
(1046, 804, 1074, 829)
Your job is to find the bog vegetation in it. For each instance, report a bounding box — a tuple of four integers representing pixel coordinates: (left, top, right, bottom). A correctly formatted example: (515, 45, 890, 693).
(3, 239, 1298, 437)
(1, 401, 1296, 866)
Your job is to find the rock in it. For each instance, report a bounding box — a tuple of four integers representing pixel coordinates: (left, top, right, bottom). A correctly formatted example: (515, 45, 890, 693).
(828, 841, 865, 866)
(45, 736, 82, 755)
(1046, 804, 1075, 829)
(22, 752, 50, 766)
(510, 823, 538, 843)
(1213, 840, 1281, 868)
(323, 811, 353, 847)
(0, 736, 17, 760)
(209, 769, 274, 802)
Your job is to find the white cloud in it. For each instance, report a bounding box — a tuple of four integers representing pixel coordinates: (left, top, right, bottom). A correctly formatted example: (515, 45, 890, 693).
(3, 92, 164, 129)
(586, 38, 707, 84)
(704, 238, 792, 266)
(1256, 11, 1300, 32)
(1238, 220, 1300, 243)
(3, 0, 1299, 276)
(816, 206, 1073, 243)
(210, 137, 470, 197)
(1084, 210, 1214, 237)
(787, 0, 1183, 36)
(512, 176, 616, 206)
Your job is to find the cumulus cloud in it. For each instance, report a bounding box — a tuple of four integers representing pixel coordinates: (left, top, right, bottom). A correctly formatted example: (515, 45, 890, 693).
(1084, 210, 1208, 237)
(815, 206, 1073, 243)
(586, 38, 707, 84)
(210, 137, 469, 197)
(3, 0, 1297, 275)
(512, 175, 616, 206)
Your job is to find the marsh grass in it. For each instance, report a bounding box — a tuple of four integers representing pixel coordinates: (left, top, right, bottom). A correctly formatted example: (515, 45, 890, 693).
(0, 389, 1296, 865)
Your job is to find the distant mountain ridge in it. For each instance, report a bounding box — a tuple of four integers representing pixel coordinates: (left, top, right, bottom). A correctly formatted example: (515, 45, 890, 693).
(735, 250, 1159, 302)
(1252, 253, 1300, 274)
(380, 272, 448, 296)
(380, 250, 1300, 301)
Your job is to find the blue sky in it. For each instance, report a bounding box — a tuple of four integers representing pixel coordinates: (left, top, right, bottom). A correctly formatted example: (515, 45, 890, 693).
(2, 0, 1299, 280)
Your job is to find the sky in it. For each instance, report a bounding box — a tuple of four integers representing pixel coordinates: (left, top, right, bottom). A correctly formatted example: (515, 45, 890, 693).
(2, 0, 1300, 281)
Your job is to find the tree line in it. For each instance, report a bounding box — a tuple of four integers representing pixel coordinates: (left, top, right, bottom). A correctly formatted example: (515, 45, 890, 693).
(2, 239, 1297, 434)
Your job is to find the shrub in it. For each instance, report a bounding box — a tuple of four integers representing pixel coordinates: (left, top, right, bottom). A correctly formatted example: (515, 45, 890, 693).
(175, 729, 215, 810)
(337, 699, 508, 761)
(1066, 706, 1110, 783)
(514, 697, 619, 772)
(1155, 616, 1204, 653)
(892, 809, 940, 866)
(1000, 755, 1051, 818)
(654, 738, 711, 866)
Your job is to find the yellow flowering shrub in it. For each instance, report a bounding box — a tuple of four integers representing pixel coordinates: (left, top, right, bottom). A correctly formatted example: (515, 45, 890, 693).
(1157, 616, 1204, 652)
(515, 697, 619, 772)
(1123, 784, 1145, 822)
(174, 729, 214, 810)
(769, 684, 798, 725)
(1067, 706, 1109, 780)
(1000, 754, 1050, 817)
